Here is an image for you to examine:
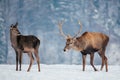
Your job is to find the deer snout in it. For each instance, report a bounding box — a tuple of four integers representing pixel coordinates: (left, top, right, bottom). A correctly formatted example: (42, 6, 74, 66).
(64, 48, 68, 52)
(64, 46, 69, 52)
(63, 49, 66, 52)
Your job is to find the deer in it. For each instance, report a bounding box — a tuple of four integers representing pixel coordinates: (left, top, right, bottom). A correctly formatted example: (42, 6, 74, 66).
(10, 22, 40, 72)
(58, 20, 109, 72)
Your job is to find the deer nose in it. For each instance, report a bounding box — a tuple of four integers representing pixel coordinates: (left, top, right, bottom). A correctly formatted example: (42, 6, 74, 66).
(63, 49, 66, 52)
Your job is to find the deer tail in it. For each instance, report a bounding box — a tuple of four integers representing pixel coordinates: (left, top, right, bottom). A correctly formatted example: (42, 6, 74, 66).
(33, 38, 40, 49)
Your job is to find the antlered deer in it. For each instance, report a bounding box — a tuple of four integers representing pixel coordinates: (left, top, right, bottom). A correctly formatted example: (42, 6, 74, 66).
(10, 22, 40, 72)
(58, 20, 109, 72)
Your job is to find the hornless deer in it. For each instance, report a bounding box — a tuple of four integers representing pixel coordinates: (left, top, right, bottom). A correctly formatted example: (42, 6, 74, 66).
(10, 22, 40, 72)
(58, 20, 109, 72)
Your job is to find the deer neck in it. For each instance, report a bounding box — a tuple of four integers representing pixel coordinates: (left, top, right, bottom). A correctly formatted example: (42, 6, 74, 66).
(10, 32, 19, 48)
(73, 39, 84, 51)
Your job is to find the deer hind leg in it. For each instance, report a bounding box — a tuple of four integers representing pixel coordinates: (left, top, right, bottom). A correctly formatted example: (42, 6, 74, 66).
(34, 49, 40, 72)
(27, 52, 34, 72)
(98, 49, 105, 71)
(104, 56, 108, 72)
(82, 54, 86, 71)
(90, 53, 98, 71)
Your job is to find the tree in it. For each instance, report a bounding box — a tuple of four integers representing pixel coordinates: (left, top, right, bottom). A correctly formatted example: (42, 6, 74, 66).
(0, 0, 7, 63)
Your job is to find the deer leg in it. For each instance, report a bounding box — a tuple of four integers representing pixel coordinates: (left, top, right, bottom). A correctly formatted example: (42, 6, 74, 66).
(15, 51, 18, 71)
(19, 51, 22, 71)
(101, 55, 105, 71)
(98, 50, 105, 71)
(82, 54, 86, 71)
(104, 56, 108, 72)
(90, 53, 98, 71)
(27, 53, 34, 72)
(34, 50, 40, 72)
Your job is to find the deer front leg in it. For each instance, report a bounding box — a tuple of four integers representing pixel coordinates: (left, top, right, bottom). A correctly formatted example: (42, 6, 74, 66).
(90, 53, 98, 71)
(27, 53, 34, 72)
(82, 54, 86, 71)
(18, 51, 22, 71)
(15, 50, 18, 71)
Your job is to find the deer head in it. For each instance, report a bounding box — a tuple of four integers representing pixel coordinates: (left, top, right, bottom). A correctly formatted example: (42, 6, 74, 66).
(10, 22, 20, 36)
(58, 20, 82, 52)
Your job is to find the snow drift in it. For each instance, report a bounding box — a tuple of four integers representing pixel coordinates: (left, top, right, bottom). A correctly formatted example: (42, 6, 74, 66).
(0, 64, 120, 80)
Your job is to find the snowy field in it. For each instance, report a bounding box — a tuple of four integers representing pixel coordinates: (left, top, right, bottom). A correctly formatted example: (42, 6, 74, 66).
(0, 64, 120, 80)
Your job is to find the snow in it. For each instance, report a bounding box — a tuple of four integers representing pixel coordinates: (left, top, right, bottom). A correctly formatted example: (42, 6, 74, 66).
(0, 64, 120, 80)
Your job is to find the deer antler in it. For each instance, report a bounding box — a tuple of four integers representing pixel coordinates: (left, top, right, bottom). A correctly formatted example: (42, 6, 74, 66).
(58, 20, 67, 39)
(73, 20, 82, 38)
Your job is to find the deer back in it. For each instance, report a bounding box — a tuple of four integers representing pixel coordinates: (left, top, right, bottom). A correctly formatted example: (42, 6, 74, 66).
(17, 35, 40, 50)
(75, 32, 109, 52)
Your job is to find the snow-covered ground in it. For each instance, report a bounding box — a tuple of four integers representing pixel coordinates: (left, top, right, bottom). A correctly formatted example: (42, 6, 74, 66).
(0, 64, 120, 80)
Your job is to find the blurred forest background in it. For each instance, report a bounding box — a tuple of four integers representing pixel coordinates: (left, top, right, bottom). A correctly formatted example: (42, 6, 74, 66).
(0, 0, 120, 65)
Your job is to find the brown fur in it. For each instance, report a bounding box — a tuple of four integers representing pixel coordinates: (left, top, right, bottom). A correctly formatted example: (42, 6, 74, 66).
(10, 22, 40, 72)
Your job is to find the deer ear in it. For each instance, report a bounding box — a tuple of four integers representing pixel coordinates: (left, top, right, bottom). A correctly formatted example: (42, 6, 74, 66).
(10, 24, 13, 28)
(15, 22, 18, 27)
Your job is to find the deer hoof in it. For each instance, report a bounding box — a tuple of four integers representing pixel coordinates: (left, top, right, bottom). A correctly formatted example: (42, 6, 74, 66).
(94, 69, 98, 71)
(19, 69, 21, 71)
(27, 69, 30, 72)
(106, 70, 108, 72)
(38, 70, 40, 72)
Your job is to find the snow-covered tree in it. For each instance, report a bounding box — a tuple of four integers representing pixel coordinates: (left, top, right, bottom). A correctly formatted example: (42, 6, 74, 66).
(0, 0, 7, 63)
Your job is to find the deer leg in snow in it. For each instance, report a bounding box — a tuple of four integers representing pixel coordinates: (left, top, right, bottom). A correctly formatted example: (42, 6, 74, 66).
(15, 50, 18, 71)
(98, 50, 105, 71)
(82, 54, 86, 71)
(104, 56, 108, 72)
(18, 51, 22, 71)
(34, 50, 40, 72)
(90, 53, 98, 71)
(27, 53, 34, 72)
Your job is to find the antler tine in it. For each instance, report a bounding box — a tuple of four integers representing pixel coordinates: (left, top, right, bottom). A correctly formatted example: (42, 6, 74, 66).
(73, 20, 82, 38)
(58, 19, 67, 39)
